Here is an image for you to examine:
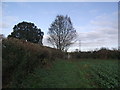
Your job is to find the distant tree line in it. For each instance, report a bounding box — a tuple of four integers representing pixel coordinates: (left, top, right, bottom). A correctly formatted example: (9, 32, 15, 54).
(70, 47, 120, 60)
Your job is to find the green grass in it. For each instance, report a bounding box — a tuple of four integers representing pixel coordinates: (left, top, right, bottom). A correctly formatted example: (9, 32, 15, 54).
(18, 59, 119, 88)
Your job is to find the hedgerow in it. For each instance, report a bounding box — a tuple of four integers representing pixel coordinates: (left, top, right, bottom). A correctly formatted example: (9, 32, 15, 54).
(2, 38, 64, 87)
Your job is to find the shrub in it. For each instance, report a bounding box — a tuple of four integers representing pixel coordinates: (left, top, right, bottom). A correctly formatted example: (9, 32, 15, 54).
(2, 38, 64, 87)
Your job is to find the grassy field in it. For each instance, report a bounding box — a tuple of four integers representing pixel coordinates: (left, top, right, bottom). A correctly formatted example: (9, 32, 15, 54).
(14, 59, 119, 88)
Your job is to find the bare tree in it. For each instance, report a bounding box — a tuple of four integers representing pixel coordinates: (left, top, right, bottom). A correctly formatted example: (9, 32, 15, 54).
(47, 15, 77, 51)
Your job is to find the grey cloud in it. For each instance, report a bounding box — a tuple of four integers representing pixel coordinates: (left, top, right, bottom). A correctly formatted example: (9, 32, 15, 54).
(0, 22, 9, 28)
(2, 16, 19, 28)
(73, 12, 118, 51)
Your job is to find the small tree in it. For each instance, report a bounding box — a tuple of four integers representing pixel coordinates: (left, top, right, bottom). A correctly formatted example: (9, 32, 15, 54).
(47, 15, 77, 51)
(8, 21, 44, 45)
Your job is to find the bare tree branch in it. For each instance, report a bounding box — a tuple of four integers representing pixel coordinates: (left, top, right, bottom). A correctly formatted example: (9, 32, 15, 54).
(47, 15, 77, 51)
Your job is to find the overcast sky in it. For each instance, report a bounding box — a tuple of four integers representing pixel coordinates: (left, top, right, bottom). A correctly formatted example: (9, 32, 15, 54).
(1, 1, 118, 51)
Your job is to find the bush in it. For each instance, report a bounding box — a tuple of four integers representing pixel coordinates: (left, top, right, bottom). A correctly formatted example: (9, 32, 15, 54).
(2, 38, 64, 87)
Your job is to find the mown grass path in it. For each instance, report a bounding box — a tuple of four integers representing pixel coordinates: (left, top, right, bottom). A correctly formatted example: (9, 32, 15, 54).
(21, 59, 119, 88)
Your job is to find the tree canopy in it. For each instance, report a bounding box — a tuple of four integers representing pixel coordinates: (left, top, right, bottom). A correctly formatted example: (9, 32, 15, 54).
(47, 15, 77, 51)
(8, 21, 44, 45)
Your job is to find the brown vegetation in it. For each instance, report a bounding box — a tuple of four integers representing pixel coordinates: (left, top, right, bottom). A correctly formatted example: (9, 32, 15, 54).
(2, 38, 64, 87)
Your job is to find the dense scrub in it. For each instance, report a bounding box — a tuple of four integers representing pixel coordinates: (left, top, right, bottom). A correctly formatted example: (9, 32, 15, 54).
(2, 38, 64, 87)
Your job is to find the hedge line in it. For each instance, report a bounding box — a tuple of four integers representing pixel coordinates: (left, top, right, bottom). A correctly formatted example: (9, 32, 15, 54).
(70, 48, 120, 60)
(2, 38, 64, 87)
